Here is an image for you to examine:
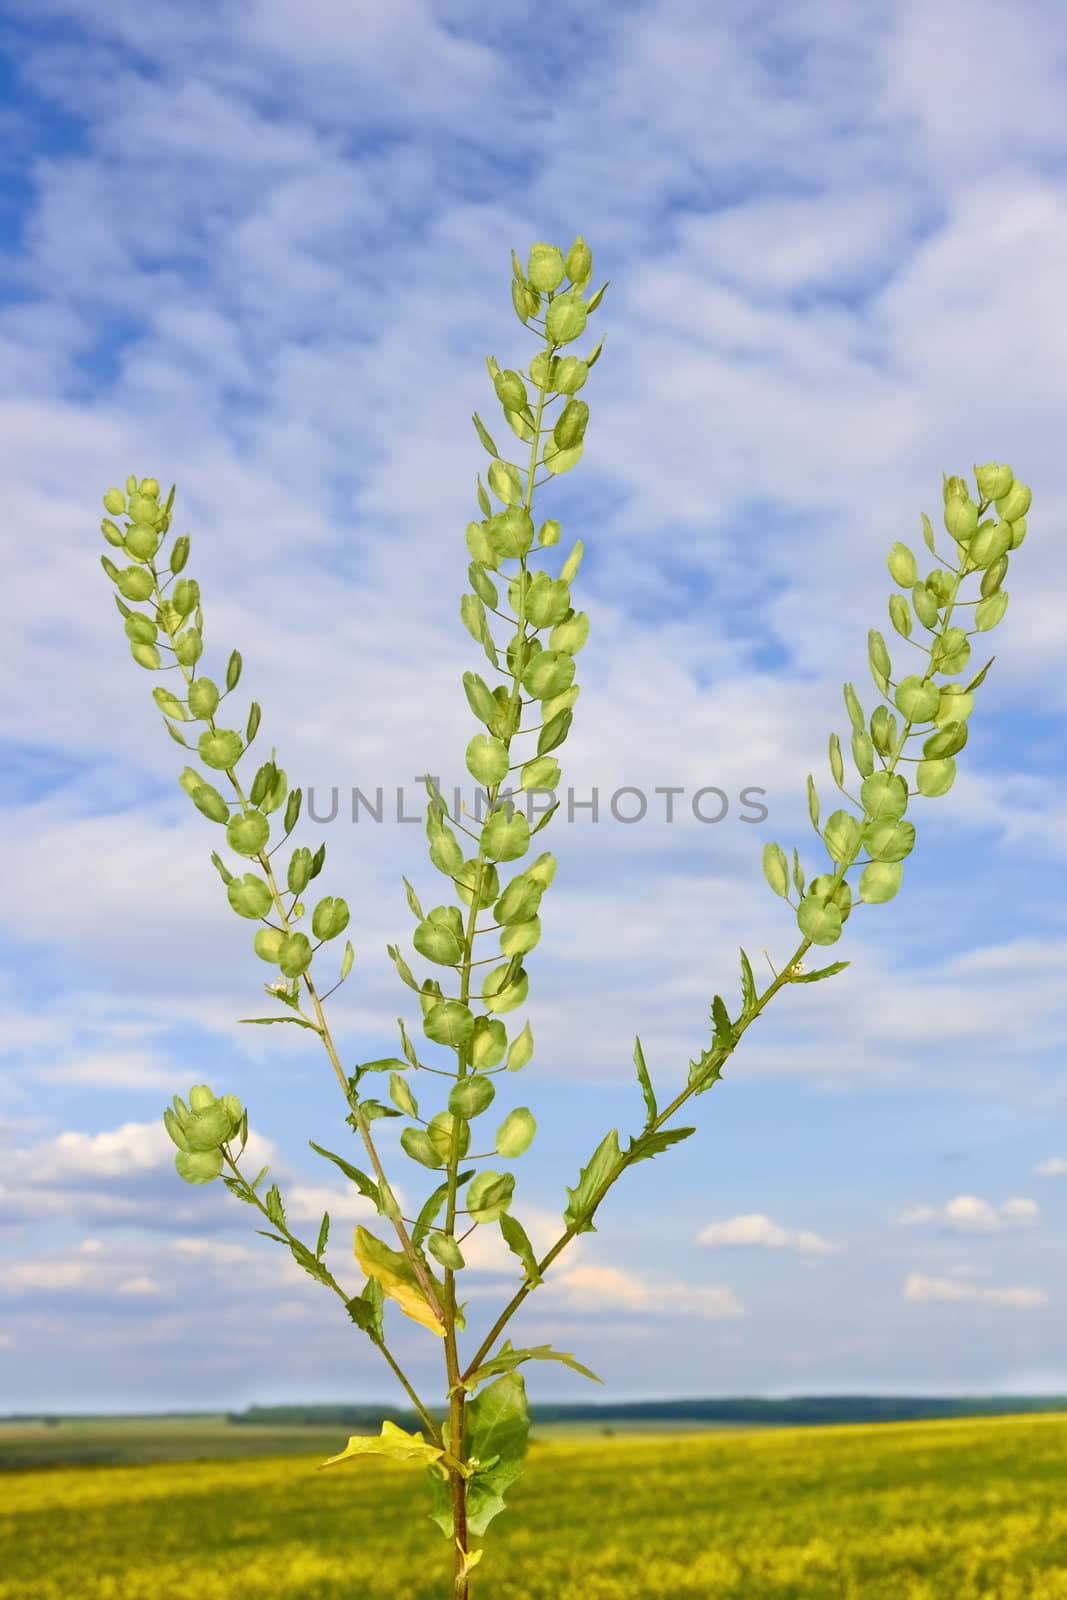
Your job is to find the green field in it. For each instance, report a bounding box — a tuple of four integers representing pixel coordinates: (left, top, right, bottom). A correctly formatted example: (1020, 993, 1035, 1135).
(2, 1413, 1066, 1598)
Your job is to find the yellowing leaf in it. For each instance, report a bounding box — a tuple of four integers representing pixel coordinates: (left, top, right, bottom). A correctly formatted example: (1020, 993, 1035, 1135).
(354, 1225, 446, 1337)
(318, 1419, 445, 1470)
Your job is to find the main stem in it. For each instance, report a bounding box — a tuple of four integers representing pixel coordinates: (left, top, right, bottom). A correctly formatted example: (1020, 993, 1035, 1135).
(443, 323, 554, 1598)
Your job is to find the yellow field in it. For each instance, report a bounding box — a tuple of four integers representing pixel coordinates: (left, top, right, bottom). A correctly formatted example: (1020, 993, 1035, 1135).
(3, 1413, 1067, 1598)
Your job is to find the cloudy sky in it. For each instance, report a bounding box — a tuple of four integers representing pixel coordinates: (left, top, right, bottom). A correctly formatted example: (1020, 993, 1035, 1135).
(2, 0, 1066, 1416)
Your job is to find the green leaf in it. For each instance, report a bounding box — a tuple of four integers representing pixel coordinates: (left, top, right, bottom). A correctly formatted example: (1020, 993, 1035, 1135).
(461, 1373, 530, 1537)
(353, 1226, 446, 1337)
(308, 1142, 381, 1209)
(319, 1418, 453, 1472)
(238, 1014, 320, 1030)
(739, 948, 757, 1014)
(345, 1278, 384, 1343)
(563, 1128, 621, 1235)
(315, 1211, 330, 1258)
(710, 995, 735, 1050)
(625, 1122, 697, 1168)
(788, 960, 850, 984)
(498, 1212, 543, 1286)
(412, 1171, 475, 1253)
(462, 1339, 602, 1396)
(632, 1035, 657, 1125)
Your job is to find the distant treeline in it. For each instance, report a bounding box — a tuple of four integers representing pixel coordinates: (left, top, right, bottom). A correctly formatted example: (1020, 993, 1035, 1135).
(224, 1395, 1067, 1430)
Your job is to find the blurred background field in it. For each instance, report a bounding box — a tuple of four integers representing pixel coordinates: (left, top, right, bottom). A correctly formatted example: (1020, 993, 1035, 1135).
(3, 1412, 1067, 1599)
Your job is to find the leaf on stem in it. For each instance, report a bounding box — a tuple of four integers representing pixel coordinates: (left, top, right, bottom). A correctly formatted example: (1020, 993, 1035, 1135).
(739, 948, 757, 1015)
(497, 1211, 543, 1287)
(461, 1338, 603, 1395)
(308, 1141, 381, 1210)
(354, 1225, 447, 1337)
(625, 1126, 696, 1165)
(632, 1035, 657, 1126)
(319, 1418, 458, 1472)
(562, 1129, 622, 1235)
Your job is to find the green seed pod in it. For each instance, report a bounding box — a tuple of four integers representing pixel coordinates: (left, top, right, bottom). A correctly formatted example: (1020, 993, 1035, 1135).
(123, 522, 160, 562)
(863, 818, 915, 862)
(565, 234, 592, 287)
(227, 873, 274, 919)
(808, 875, 852, 921)
(468, 563, 497, 608)
(522, 649, 575, 701)
(538, 518, 561, 547)
(199, 729, 243, 770)
(312, 896, 349, 940)
(870, 705, 898, 756)
(931, 627, 969, 675)
(528, 243, 565, 292)
(944, 495, 978, 541)
(114, 566, 155, 601)
(470, 1016, 507, 1069)
(942, 473, 968, 504)
(448, 1074, 496, 1119)
(995, 481, 1031, 521)
(549, 611, 589, 655)
(888, 594, 912, 638)
(183, 1104, 232, 1151)
(506, 1021, 534, 1071)
(428, 1110, 470, 1161)
(850, 730, 875, 778)
(225, 650, 242, 691)
(287, 846, 312, 895)
(868, 630, 891, 693)
(172, 578, 200, 616)
(175, 1148, 224, 1184)
(500, 916, 541, 957)
(762, 842, 790, 898)
(455, 858, 500, 910)
(1009, 516, 1027, 549)
(528, 351, 557, 389)
(174, 628, 203, 666)
(279, 932, 313, 978)
(101, 517, 124, 547)
(401, 1127, 444, 1170)
(227, 809, 270, 856)
(886, 543, 918, 586)
(191, 782, 229, 824)
(967, 520, 1012, 569)
(859, 860, 903, 904)
(102, 487, 127, 516)
(828, 732, 844, 786)
(553, 399, 589, 451)
(520, 756, 561, 792)
(975, 462, 1013, 501)
(797, 895, 842, 947)
(923, 721, 968, 758)
(553, 356, 588, 394)
(494, 368, 528, 412)
(466, 1169, 514, 1223)
(170, 534, 190, 573)
(860, 771, 908, 821)
(917, 757, 956, 797)
(428, 1232, 465, 1271)
(980, 555, 1009, 597)
(254, 927, 286, 964)
(490, 506, 534, 559)
(125, 613, 157, 645)
(843, 683, 865, 734)
(495, 1106, 536, 1158)
(975, 590, 1008, 630)
(483, 962, 529, 1014)
(934, 685, 974, 726)
(187, 677, 220, 720)
(466, 733, 509, 786)
(911, 581, 939, 629)
(511, 277, 535, 322)
(218, 1094, 242, 1137)
(823, 809, 863, 864)
(127, 491, 159, 522)
(525, 574, 571, 628)
(163, 1107, 189, 1151)
(894, 675, 940, 723)
(495, 874, 542, 925)
(413, 918, 462, 965)
(130, 641, 161, 670)
(546, 292, 588, 346)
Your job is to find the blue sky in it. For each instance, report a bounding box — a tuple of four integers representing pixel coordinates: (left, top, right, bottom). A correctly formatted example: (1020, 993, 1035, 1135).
(2, 0, 1066, 1415)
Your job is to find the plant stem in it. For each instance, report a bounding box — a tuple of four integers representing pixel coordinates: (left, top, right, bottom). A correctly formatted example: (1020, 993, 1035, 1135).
(460, 509, 982, 1385)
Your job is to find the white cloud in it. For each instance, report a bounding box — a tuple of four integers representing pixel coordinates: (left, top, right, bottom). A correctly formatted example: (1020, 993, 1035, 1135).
(1035, 1158, 1067, 1178)
(695, 1212, 839, 1256)
(896, 1195, 1040, 1234)
(904, 1274, 1048, 1311)
(550, 1263, 746, 1322)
